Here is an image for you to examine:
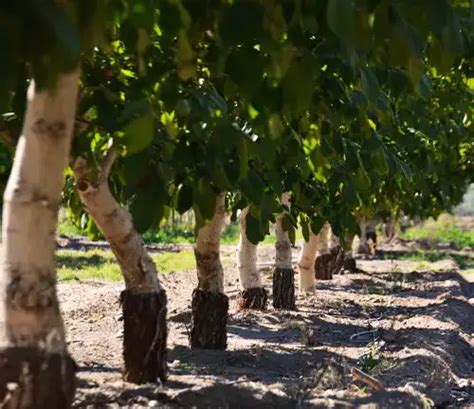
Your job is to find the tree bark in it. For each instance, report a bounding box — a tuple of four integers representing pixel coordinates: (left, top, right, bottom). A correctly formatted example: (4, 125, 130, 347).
(0, 70, 80, 408)
(236, 207, 267, 309)
(73, 151, 167, 384)
(343, 233, 358, 273)
(191, 193, 228, 349)
(273, 193, 296, 309)
(357, 219, 377, 255)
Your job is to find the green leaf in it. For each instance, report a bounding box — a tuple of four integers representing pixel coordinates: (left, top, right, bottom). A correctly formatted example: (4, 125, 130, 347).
(310, 216, 325, 235)
(246, 212, 263, 245)
(301, 219, 310, 242)
(327, 0, 355, 44)
(121, 113, 154, 154)
(129, 190, 160, 233)
(177, 184, 193, 214)
(360, 68, 380, 102)
(193, 179, 216, 220)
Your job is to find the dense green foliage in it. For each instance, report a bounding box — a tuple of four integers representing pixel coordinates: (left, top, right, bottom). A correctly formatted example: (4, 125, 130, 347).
(1, 0, 473, 244)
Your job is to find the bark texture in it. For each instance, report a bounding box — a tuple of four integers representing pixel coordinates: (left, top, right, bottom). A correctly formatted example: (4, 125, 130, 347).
(194, 193, 226, 293)
(273, 193, 296, 309)
(357, 219, 377, 255)
(236, 207, 267, 309)
(0, 71, 80, 407)
(121, 290, 167, 383)
(0, 348, 76, 408)
(315, 246, 346, 280)
(190, 289, 228, 349)
(272, 268, 296, 309)
(238, 287, 268, 310)
(192, 193, 228, 348)
(73, 151, 167, 383)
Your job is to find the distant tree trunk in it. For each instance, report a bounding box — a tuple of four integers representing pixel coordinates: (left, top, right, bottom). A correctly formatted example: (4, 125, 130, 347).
(73, 150, 167, 384)
(0, 70, 80, 408)
(383, 217, 397, 242)
(343, 233, 358, 272)
(357, 218, 377, 255)
(314, 223, 341, 280)
(237, 207, 267, 309)
(191, 193, 228, 349)
(273, 193, 296, 309)
(298, 233, 320, 293)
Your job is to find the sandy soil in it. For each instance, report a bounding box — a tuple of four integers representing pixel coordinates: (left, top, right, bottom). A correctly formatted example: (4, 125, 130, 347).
(59, 241, 474, 408)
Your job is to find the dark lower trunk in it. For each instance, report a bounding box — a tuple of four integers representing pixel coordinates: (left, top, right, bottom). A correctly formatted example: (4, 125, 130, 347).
(344, 256, 357, 273)
(272, 267, 296, 310)
(315, 246, 345, 280)
(366, 231, 377, 244)
(190, 289, 228, 349)
(0, 347, 76, 408)
(121, 290, 167, 384)
(238, 287, 268, 310)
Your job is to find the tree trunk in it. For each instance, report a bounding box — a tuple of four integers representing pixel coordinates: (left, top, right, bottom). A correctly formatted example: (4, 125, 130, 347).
(314, 223, 340, 280)
(358, 219, 377, 255)
(191, 193, 228, 349)
(73, 151, 167, 384)
(273, 193, 296, 309)
(0, 70, 80, 408)
(297, 233, 319, 293)
(343, 233, 358, 273)
(236, 207, 267, 309)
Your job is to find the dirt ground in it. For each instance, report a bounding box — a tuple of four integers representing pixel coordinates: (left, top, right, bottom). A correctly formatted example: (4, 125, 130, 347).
(59, 239, 474, 408)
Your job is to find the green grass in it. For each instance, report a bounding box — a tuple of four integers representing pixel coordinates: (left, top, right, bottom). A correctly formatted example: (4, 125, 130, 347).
(57, 248, 198, 282)
(400, 214, 474, 248)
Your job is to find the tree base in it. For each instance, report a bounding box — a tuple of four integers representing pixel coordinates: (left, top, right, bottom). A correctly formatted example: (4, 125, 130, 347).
(0, 347, 76, 408)
(315, 246, 345, 280)
(191, 289, 228, 349)
(238, 287, 268, 310)
(344, 256, 357, 273)
(272, 267, 296, 310)
(121, 290, 167, 384)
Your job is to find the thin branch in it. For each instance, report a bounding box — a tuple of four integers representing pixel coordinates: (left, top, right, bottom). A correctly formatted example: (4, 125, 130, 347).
(351, 367, 386, 392)
(100, 145, 117, 179)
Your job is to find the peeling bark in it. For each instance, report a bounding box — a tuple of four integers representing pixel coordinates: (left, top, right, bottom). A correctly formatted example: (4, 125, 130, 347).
(237, 207, 267, 309)
(273, 193, 296, 309)
(191, 193, 228, 349)
(73, 150, 167, 383)
(0, 70, 80, 407)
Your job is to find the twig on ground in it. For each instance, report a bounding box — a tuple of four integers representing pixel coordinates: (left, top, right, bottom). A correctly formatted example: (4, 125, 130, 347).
(351, 367, 386, 392)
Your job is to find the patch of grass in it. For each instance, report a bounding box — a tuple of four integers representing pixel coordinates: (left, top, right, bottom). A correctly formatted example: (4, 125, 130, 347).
(358, 340, 383, 374)
(57, 248, 199, 282)
(401, 214, 474, 248)
(57, 249, 121, 281)
(57, 218, 85, 237)
(396, 250, 446, 262)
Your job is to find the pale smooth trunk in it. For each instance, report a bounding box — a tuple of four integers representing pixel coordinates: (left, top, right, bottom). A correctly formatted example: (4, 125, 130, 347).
(0, 70, 79, 352)
(195, 193, 226, 293)
(73, 152, 167, 383)
(237, 207, 261, 289)
(0, 70, 79, 408)
(73, 154, 163, 293)
(297, 223, 331, 292)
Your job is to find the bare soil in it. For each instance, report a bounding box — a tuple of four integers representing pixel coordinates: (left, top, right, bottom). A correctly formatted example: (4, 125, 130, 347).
(59, 240, 474, 408)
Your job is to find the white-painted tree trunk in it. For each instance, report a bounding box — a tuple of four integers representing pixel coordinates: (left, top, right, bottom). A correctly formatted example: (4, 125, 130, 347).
(73, 151, 163, 293)
(0, 70, 80, 353)
(237, 207, 261, 289)
(275, 193, 292, 269)
(358, 219, 368, 252)
(195, 193, 226, 293)
(297, 223, 331, 293)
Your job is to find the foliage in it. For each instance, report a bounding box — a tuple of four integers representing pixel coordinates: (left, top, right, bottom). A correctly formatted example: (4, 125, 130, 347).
(1, 0, 473, 245)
